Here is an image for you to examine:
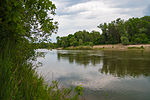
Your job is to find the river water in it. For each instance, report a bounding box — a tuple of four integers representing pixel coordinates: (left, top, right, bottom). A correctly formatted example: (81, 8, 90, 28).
(37, 49, 150, 100)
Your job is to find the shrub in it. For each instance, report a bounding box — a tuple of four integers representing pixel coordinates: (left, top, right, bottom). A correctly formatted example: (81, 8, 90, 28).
(121, 36, 129, 45)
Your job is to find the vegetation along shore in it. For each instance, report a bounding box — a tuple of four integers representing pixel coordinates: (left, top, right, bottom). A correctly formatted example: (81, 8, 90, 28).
(36, 16, 150, 50)
(54, 16, 150, 49)
(57, 44, 150, 50)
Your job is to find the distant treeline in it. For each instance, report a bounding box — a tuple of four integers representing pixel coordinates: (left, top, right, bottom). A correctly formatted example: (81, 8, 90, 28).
(55, 16, 150, 48)
(34, 42, 56, 49)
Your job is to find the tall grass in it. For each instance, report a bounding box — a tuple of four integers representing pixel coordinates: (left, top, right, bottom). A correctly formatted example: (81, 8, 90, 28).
(0, 39, 83, 100)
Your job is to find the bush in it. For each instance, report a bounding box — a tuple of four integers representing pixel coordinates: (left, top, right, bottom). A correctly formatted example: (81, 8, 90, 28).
(132, 33, 149, 44)
(121, 36, 129, 45)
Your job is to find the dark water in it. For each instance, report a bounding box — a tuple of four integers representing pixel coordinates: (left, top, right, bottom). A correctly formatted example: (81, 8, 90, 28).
(37, 49, 150, 100)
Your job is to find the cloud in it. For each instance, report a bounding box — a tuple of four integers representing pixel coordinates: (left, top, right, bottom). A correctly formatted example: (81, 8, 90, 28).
(145, 5, 150, 16)
(51, 0, 150, 42)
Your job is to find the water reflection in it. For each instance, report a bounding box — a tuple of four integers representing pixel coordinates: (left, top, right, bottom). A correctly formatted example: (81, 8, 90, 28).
(57, 51, 102, 66)
(37, 50, 150, 100)
(57, 50, 150, 77)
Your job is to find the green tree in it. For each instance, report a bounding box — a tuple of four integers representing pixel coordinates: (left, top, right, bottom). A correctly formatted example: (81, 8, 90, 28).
(79, 39, 83, 45)
(97, 23, 108, 44)
(132, 33, 149, 44)
(89, 31, 101, 45)
(0, 0, 58, 44)
(121, 36, 129, 45)
(0, 0, 58, 99)
(69, 37, 78, 47)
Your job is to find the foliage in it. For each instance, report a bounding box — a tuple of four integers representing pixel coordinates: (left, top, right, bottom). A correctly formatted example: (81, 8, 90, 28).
(56, 30, 101, 48)
(0, 0, 58, 43)
(121, 36, 129, 45)
(55, 16, 150, 48)
(34, 42, 55, 49)
(47, 81, 83, 100)
(0, 0, 82, 100)
(132, 33, 149, 44)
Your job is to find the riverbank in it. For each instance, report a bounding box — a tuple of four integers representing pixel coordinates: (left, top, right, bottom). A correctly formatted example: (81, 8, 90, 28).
(57, 44, 150, 50)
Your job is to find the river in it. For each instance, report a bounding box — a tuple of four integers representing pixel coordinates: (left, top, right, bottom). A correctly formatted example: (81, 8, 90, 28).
(37, 49, 150, 100)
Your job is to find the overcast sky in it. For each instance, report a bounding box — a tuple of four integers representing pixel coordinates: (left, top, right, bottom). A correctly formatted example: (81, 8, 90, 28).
(51, 0, 150, 42)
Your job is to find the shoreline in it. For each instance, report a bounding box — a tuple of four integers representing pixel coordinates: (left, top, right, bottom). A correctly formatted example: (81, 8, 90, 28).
(57, 44, 150, 50)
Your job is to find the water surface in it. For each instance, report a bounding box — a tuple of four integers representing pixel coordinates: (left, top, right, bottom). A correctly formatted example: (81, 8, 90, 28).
(37, 49, 150, 100)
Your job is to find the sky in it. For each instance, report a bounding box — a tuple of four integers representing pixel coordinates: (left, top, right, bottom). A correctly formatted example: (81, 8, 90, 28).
(51, 0, 150, 42)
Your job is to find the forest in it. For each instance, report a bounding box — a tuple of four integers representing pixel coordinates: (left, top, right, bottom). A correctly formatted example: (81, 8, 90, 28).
(55, 16, 150, 48)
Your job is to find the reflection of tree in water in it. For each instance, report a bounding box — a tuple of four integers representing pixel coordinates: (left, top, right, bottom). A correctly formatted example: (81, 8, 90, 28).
(100, 51, 150, 77)
(57, 50, 150, 77)
(57, 52, 102, 66)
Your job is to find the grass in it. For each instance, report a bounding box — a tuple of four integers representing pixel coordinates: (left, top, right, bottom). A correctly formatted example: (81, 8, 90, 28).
(128, 46, 144, 49)
(0, 41, 83, 100)
(0, 56, 83, 100)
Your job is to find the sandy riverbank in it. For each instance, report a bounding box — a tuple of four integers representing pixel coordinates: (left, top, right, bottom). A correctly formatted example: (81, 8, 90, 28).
(93, 44, 150, 50)
(57, 44, 150, 50)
